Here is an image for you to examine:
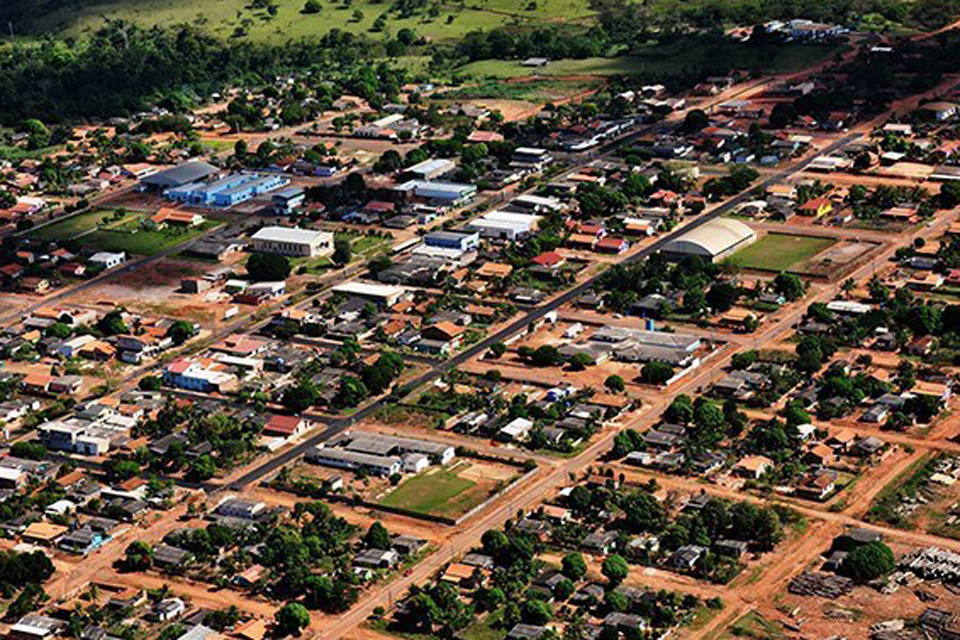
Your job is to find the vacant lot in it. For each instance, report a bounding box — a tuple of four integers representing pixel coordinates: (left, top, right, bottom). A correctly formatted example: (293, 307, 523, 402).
(730, 233, 836, 272)
(379, 460, 519, 518)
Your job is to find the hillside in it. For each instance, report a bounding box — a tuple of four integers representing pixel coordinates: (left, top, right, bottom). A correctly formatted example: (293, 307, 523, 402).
(0, 0, 596, 43)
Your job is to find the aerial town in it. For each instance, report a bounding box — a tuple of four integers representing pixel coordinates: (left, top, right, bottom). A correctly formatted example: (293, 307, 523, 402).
(5, 1, 960, 639)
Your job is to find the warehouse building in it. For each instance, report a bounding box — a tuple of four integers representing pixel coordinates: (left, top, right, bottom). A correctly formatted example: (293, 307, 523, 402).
(250, 227, 334, 258)
(660, 218, 756, 262)
(139, 161, 219, 191)
(332, 281, 410, 307)
(467, 210, 541, 240)
(396, 180, 477, 206)
(404, 158, 456, 181)
(166, 173, 289, 208)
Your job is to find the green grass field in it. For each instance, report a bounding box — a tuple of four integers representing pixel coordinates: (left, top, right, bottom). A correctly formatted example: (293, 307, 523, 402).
(17, 0, 593, 43)
(29, 209, 128, 241)
(729, 233, 836, 272)
(380, 467, 482, 516)
(83, 220, 218, 256)
(458, 43, 841, 79)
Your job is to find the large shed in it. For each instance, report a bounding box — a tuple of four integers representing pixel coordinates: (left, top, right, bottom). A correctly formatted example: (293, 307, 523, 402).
(661, 218, 756, 262)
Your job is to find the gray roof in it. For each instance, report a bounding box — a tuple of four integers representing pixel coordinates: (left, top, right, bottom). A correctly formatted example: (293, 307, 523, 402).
(141, 161, 219, 188)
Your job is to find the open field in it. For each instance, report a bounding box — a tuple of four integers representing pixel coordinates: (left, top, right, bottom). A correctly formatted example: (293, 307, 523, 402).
(28, 208, 132, 241)
(458, 43, 842, 79)
(82, 219, 219, 255)
(730, 233, 837, 272)
(379, 460, 518, 517)
(13, 0, 593, 43)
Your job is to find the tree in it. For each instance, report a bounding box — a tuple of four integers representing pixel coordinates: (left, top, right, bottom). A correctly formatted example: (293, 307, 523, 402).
(167, 320, 196, 345)
(769, 103, 796, 129)
(521, 599, 553, 625)
(665, 394, 695, 424)
(122, 541, 153, 571)
(332, 238, 352, 266)
(553, 578, 575, 601)
(45, 322, 72, 339)
(97, 309, 128, 336)
(640, 361, 673, 385)
(246, 253, 291, 281)
(561, 552, 587, 580)
(275, 602, 311, 636)
(682, 109, 709, 133)
(302, 0, 322, 12)
(281, 382, 318, 412)
(706, 282, 739, 312)
(139, 375, 162, 391)
(773, 273, 806, 301)
(335, 376, 369, 407)
(10, 442, 46, 460)
(364, 522, 391, 549)
(604, 375, 625, 393)
(621, 491, 667, 533)
(568, 352, 594, 370)
(601, 554, 629, 586)
(842, 541, 895, 582)
(489, 341, 507, 358)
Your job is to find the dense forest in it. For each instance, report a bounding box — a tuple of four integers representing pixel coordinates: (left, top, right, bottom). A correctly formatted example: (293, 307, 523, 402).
(0, 22, 403, 125)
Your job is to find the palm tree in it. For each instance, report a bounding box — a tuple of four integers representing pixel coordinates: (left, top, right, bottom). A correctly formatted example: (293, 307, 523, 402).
(841, 278, 856, 299)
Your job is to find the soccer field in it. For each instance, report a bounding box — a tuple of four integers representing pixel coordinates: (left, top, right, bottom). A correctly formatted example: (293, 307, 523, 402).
(730, 233, 836, 272)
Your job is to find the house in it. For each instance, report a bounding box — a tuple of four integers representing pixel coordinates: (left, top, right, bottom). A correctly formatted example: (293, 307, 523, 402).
(734, 455, 773, 479)
(499, 417, 534, 442)
(153, 544, 193, 572)
(153, 598, 187, 622)
(714, 539, 749, 559)
(669, 545, 707, 571)
(531, 251, 566, 270)
(507, 625, 549, 640)
(88, 252, 126, 270)
(354, 548, 398, 569)
(262, 414, 309, 439)
(8, 616, 65, 640)
(150, 209, 206, 228)
(440, 562, 477, 586)
(798, 469, 837, 500)
(582, 529, 618, 555)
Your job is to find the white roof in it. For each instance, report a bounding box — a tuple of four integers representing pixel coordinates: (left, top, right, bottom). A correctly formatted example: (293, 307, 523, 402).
(515, 147, 548, 155)
(251, 226, 329, 245)
(500, 417, 534, 437)
(333, 281, 406, 299)
(407, 158, 455, 175)
(662, 218, 755, 257)
(90, 251, 125, 262)
(0, 466, 24, 481)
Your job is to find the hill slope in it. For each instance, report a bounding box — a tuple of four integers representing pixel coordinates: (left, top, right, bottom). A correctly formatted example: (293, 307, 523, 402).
(0, 0, 595, 42)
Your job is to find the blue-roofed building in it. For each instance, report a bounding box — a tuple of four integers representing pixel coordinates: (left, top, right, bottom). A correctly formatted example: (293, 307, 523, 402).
(423, 230, 480, 252)
(165, 173, 289, 208)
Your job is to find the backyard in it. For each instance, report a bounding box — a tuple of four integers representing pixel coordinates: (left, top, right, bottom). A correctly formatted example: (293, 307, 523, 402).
(728, 233, 836, 272)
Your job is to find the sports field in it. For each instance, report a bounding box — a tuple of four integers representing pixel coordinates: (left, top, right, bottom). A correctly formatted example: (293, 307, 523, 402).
(729, 233, 836, 272)
(379, 461, 518, 517)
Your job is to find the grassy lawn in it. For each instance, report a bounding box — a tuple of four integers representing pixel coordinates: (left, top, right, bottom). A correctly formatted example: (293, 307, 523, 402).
(458, 43, 841, 79)
(728, 233, 836, 272)
(29, 209, 128, 241)
(84, 220, 219, 256)
(21, 0, 592, 43)
(442, 77, 603, 102)
(380, 467, 480, 516)
(722, 611, 785, 639)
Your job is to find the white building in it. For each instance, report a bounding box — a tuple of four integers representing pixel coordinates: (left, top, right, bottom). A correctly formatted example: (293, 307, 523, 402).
(250, 227, 334, 258)
(467, 210, 541, 240)
(88, 251, 126, 269)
